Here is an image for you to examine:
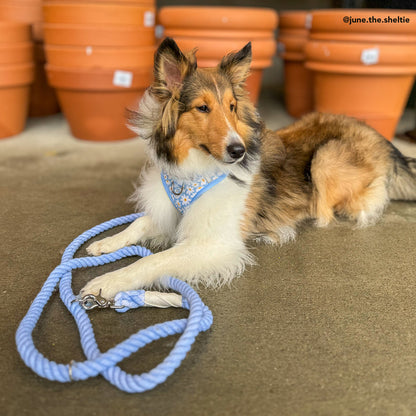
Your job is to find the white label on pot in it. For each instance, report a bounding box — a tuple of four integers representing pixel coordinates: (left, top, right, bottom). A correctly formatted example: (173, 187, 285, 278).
(361, 48, 379, 65)
(155, 25, 164, 39)
(113, 70, 133, 88)
(85, 46, 93, 56)
(305, 13, 312, 29)
(144, 11, 155, 27)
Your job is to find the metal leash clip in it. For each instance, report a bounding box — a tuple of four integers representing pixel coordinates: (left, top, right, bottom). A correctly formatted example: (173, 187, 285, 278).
(73, 289, 123, 310)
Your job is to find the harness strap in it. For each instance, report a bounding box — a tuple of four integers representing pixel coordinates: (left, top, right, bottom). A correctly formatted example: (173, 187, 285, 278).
(161, 170, 227, 214)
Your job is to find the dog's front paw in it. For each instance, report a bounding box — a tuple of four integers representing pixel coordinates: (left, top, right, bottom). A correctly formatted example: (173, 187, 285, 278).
(80, 273, 122, 301)
(87, 237, 124, 256)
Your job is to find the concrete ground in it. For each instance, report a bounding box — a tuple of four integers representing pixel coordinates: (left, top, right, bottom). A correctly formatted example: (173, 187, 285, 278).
(1, 92, 416, 416)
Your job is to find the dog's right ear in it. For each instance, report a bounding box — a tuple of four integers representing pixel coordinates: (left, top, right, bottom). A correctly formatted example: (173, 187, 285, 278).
(154, 37, 197, 92)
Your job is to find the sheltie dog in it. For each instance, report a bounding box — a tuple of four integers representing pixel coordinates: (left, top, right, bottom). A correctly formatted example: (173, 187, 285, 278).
(81, 37, 416, 299)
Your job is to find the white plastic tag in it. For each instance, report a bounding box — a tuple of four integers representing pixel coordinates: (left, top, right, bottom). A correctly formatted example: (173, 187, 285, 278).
(305, 13, 312, 29)
(113, 70, 133, 88)
(144, 11, 155, 27)
(361, 48, 379, 65)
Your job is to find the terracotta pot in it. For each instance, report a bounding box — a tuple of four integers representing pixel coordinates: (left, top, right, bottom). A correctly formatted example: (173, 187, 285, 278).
(158, 7, 278, 31)
(310, 9, 416, 43)
(305, 40, 416, 140)
(43, 3, 156, 27)
(0, 42, 33, 65)
(43, 24, 155, 47)
(0, 63, 34, 138)
(0, 21, 31, 43)
(44, 45, 155, 69)
(277, 11, 313, 118)
(46, 65, 152, 141)
(283, 61, 313, 119)
(159, 7, 278, 104)
(0, 1, 43, 41)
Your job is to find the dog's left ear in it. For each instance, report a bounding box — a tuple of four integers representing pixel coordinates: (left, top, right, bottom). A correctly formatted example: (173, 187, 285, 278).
(154, 37, 197, 92)
(218, 42, 252, 87)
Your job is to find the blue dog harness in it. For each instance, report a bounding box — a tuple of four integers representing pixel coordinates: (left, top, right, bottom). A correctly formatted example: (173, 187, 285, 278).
(161, 170, 227, 214)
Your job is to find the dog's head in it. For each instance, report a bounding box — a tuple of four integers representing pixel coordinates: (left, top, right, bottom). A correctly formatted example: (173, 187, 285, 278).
(129, 37, 262, 172)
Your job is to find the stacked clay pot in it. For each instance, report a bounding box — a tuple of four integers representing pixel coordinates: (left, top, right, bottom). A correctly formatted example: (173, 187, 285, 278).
(305, 9, 416, 140)
(0, 0, 59, 116)
(43, 0, 156, 141)
(277, 11, 313, 118)
(0, 0, 43, 41)
(0, 22, 34, 138)
(158, 7, 278, 104)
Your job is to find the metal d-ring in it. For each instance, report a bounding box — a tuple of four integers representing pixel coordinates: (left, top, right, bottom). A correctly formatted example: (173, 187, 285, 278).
(170, 182, 184, 196)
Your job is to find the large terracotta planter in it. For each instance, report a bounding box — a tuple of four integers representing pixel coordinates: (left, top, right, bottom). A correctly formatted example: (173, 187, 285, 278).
(277, 11, 313, 118)
(43, 3, 156, 27)
(158, 6, 278, 104)
(46, 65, 152, 141)
(305, 40, 416, 140)
(43, 24, 155, 47)
(44, 45, 155, 69)
(0, 63, 34, 138)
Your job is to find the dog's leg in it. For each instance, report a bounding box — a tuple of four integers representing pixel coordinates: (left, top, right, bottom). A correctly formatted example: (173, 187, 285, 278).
(86, 215, 165, 255)
(80, 240, 248, 300)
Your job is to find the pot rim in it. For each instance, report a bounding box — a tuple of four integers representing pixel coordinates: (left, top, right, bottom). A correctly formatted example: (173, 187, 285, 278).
(43, 23, 155, 46)
(43, 3, 156, 26)
(277, 35, 307, 54)
(305, 40, 416, 72)
(46, 64, 153, 90)
(0, 63, 34, 87)
(306, 61, 416, 74)
(158, 6, 278, 31)
(164, 28, 275, 40)
(44, 45, 155, 69)
(172, 37, 277, 62)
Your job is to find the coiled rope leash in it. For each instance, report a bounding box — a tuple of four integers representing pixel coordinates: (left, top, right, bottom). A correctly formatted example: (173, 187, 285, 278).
(15, 213, 213, 393)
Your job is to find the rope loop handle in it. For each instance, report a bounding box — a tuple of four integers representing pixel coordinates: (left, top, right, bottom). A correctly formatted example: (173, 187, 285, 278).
(15, 213, 213, 393)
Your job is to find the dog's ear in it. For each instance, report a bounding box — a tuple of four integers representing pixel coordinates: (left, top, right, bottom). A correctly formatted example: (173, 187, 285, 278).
(154, 37, 197, 92)
(218, 42, 252, 87)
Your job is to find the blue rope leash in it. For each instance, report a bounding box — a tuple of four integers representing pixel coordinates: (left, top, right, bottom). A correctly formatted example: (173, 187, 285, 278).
(15, 213, 213, 393)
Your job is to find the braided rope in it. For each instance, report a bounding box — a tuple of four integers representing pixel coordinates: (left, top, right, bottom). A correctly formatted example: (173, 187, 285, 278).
(15, 213, 213, 393)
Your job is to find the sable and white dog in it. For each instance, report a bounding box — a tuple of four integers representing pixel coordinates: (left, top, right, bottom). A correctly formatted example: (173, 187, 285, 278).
(81, 38, 416, 300)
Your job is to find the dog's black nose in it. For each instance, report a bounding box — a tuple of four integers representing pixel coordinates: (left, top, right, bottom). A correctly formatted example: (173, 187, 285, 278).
(227, 143, 245, 160)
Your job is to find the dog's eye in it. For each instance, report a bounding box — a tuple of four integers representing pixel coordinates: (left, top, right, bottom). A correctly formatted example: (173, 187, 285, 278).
(197, 105, 210, 113)
(230, 103, 235, 112)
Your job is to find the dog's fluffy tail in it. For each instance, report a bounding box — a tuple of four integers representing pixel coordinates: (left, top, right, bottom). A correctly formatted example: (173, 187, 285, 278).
(388, 143, 416, 201)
